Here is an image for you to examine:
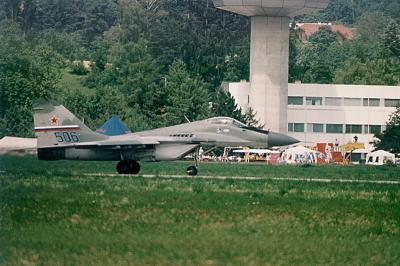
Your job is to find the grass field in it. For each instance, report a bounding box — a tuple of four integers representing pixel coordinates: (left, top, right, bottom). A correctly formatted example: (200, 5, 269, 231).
(1, 155, 400, 265)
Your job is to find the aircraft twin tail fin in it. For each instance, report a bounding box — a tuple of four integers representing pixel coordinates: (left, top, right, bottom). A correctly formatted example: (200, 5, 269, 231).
(33, 99, 108, 148)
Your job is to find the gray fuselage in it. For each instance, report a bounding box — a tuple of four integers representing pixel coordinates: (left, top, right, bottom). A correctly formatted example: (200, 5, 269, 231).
(37, 117, 297, 162)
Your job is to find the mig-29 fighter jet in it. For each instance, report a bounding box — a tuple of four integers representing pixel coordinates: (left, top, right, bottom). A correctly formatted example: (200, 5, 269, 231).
(33, 100, 298, 175)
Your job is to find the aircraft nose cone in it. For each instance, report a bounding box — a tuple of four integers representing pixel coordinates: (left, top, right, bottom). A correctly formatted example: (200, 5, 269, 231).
(268, 132, 299, 147)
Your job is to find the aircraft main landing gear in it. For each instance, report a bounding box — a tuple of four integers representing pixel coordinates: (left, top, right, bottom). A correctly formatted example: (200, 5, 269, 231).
(117, 160, 140, 174)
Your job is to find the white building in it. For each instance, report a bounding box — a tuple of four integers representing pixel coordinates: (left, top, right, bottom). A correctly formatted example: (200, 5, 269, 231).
(224, 82, 400, 148)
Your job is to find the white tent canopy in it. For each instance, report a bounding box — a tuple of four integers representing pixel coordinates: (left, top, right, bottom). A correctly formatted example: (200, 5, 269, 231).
(366, 150, 395, 165)
(281, 145, 321, 164)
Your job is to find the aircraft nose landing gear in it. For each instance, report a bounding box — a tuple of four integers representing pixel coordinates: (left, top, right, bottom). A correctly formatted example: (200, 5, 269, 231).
(117, 160, 140, 174)
(186, 146, 200, 176)
(186, 165, 198, 176)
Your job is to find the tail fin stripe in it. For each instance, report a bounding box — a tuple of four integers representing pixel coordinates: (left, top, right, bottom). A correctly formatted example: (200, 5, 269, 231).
(34, 125, 81, 132)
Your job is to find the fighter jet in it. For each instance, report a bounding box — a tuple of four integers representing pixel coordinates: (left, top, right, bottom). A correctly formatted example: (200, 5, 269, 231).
(33, 100, 298, 175)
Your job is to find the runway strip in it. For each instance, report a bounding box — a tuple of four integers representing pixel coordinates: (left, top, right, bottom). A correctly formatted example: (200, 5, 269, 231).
(84, 173, 400, 185)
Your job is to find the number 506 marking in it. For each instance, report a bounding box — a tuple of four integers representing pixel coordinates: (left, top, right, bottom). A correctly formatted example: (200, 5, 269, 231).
(54, 132, 80, 143)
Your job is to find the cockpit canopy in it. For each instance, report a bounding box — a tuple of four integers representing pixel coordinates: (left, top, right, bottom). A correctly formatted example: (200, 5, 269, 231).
(206, 117, 270, 135)
(206, 117, 246, 128)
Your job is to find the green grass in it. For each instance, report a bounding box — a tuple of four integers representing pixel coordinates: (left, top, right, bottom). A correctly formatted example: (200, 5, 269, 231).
(59, 68, 93, 95)
(1, 155, 400, 265)
(1, 155, 399, 181)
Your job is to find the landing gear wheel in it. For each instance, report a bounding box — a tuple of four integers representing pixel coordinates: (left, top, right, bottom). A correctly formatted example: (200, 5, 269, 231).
(128, 160, 140, 174)
(116, 160, 140, 175)
(117, 161, 130, 174)
(186, 166, 198, 176)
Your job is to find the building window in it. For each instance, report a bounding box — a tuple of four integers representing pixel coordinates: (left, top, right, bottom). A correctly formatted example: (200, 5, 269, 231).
(369, 125, 382, 134)
(370, 98, 380, 107)
(288, 96, 303, 105)
(306, 97, 322, 106)
(288, 123, 304, 132)
(325, 97, 342, 106)
(365, 125, 382, 134)
(294, 123, 304, 132)
(346, 124, 362, 134)
(326, 124, 343, 133)
(384, 99, 400, 107)
(344, 98, 362, 106)
(307, 123, 324, 133)
(363, 98, 380, 107)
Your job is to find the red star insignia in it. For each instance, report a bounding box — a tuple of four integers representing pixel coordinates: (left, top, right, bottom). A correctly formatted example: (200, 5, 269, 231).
(50, 115, 59, 126)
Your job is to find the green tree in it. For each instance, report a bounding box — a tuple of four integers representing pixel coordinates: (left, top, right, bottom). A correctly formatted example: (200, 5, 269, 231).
(355, 11, 391, 42)
(301, 0, 355, 24)
(383, 0, 400, 22)
(289, 32, 302, 82)
(81, 0, 119, 42)
(29, 0, 118, 41)
(334, 58, 399, 85)
(382, 20, 400, 59)
(334, 57, 368, 84)
(374, 105, 400, 153)
(295, 26, 352, 84)
(149, 0, 249, 88)
(296, 41, 334, 83)
(162, 60, 210, 126)
(222, 40, 250, 83)
(308, 26, 338, 47)
(211, 89, 262, 126)
(35, 30, 87, 60)
(0, 0, 22, 22)
(85, 37, 161, 123)
(302, 58, 334, 84)
(211, 87, 244, 121)
(63, 86, 149, 132)
(110, 39, 162, 122)
(242, 107, 263, 128)
(0, 21, 59, 137)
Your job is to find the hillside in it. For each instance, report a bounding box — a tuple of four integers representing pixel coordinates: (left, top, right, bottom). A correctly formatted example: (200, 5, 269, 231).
(0, 0, 399, 137)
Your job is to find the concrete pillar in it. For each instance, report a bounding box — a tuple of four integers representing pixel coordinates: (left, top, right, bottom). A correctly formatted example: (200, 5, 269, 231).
(249, 16, 289, 133)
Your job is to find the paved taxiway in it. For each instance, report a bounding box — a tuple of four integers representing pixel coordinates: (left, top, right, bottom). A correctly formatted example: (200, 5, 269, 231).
(84, 173, 400, 185)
